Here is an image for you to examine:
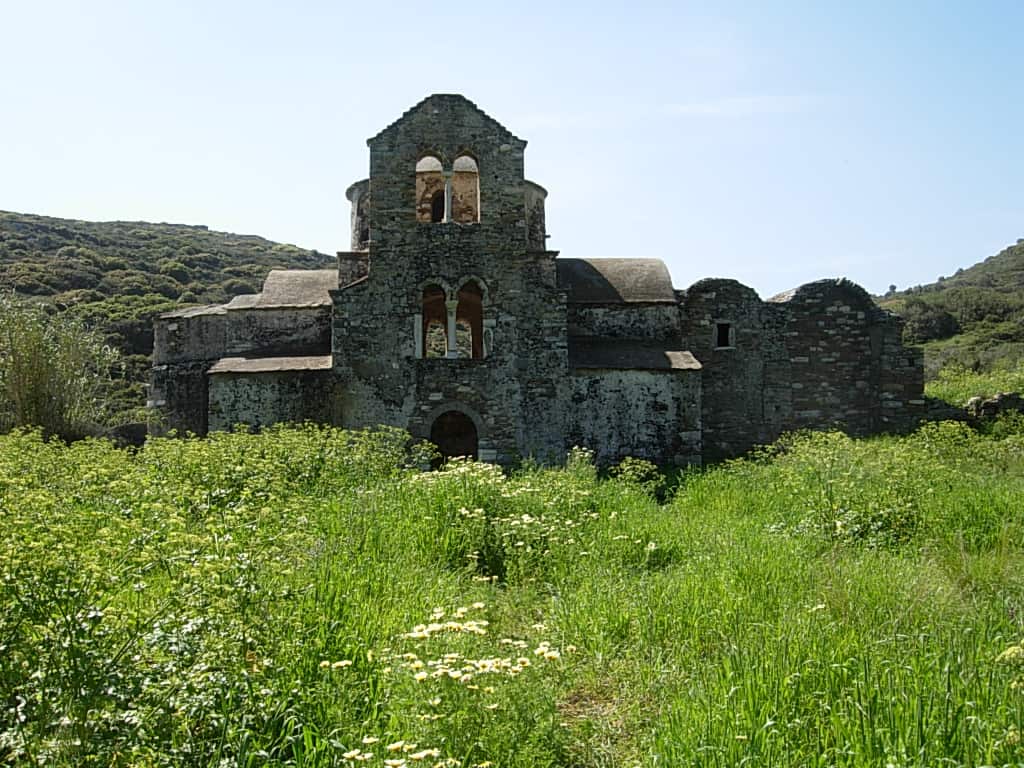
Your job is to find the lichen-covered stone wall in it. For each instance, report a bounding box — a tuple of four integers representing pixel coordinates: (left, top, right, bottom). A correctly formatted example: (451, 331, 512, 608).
(208, 371, 340, 432)
(567, 369, 701, 466)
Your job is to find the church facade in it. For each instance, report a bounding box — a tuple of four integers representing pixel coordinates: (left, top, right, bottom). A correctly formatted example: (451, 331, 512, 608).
(150, 94, 924, 464)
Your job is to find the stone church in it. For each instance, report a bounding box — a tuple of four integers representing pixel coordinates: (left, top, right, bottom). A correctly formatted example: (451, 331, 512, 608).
(150, 94, 924, 464)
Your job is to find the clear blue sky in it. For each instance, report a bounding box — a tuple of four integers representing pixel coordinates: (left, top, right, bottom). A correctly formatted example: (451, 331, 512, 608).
(2, 1, 1021, 298)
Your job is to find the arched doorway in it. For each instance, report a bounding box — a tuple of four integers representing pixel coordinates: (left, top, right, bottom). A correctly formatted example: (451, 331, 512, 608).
(430, 410, 479, 463)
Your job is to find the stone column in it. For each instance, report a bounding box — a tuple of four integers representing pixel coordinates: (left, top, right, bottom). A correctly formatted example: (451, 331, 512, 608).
(445, 300, 459, 358)
(413, 313, 423, 358)
(443, 171, 453, 223)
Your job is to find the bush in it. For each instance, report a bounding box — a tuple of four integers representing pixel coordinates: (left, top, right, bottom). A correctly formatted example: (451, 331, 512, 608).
(0, 293, 121, 440)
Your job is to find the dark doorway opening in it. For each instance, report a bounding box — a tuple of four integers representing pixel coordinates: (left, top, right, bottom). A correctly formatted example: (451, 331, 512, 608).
(430, 410, 479, 464)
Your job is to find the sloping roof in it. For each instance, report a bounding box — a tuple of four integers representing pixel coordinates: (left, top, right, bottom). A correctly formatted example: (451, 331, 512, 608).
(368, 93, 523, 144)
(208, 355, 333, 375)
(225, 269, 336, 310)
(569, 338, 701, 371)
(160, 304, 227, 319)
(557, 258, 677, 304)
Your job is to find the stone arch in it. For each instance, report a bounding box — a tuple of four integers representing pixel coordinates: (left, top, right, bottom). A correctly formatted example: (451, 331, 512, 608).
(417, 277, 454, 300)
(456, 274, 490, 304)
(426, 402, 483, 463)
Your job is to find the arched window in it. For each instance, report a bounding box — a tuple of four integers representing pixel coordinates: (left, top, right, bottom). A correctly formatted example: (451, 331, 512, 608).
(451, 155, 480, 223)
(456, 280, 484, 358)
(416, 156, 444, 223)
(422, 284, 448, 358)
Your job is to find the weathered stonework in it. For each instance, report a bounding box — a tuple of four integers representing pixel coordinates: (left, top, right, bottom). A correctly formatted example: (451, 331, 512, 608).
(150, 94, 925, 463)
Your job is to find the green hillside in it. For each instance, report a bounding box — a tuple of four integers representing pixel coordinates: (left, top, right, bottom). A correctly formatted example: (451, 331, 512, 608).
(0, 211, 333, 419)
(879, 238, 1024, 377)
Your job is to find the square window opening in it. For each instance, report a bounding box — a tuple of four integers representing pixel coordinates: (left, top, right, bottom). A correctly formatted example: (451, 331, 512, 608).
(715, 322, 733, 349)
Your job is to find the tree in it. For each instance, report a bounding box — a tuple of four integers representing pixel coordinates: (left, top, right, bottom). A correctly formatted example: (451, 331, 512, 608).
(0, 293, 121, 440)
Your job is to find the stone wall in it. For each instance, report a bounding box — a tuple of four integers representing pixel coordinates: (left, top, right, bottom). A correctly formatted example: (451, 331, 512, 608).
(774, 279, 924, 435)
(567, 369, 701, 466)
(151, 308, 228, 435)
(568, 303, 681, 342)
(224, 307, 330, 357)
(525, 181, 547, 251)
(152, 308, 226, 365)
(208, 370, 340, 432)
(681, 279, 774, 460)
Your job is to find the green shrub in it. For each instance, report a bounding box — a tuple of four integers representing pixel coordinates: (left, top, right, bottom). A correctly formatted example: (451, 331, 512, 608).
(0, 293, 121, 440)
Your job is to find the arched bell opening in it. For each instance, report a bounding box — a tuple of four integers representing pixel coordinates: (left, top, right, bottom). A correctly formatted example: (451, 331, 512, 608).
(451, 155, 480, 223)
(416, 155, 445, 223)
(430, 410, 479, 465)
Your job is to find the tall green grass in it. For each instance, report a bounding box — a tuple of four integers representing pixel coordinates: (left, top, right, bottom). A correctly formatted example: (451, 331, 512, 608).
(926, 360, 1024, 406)
(1, 423, 1022, 766)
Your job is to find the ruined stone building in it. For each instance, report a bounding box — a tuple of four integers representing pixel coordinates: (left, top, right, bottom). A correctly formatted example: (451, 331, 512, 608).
(150, 94, 925, 464)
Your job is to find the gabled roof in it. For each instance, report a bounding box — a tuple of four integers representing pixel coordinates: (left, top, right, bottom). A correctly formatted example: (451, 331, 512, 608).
(225, 269, 336, 310)
(557, 258, 677, 304)
(368, 94, 524, 145)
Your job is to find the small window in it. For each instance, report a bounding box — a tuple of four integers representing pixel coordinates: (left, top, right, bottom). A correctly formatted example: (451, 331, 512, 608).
(715, 322, 733, 349)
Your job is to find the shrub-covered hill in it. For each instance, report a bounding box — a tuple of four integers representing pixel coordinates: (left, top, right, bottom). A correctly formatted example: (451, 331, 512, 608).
(0, 210, 333, 356)
(879, 238, 1024, 377)
(0, 211, 334, 420)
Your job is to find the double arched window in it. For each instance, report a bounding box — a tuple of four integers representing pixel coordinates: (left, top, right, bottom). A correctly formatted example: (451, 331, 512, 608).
(415, 154, 480, 224)
(417, 278, 488, 359)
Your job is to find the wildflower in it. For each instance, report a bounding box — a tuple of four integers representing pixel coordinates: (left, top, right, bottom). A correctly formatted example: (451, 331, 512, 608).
(384, 760, 407, 768)
(996, 644, 1024, 663)
(386, 741, 407, 752)
(319, 660, 331, 668)
(428, 697, 441, 706)
(410, 748, 441, 760)
(484, 703, 499, 710)
(332, 660, 353, 669)
(414, 671, 429, 681)
(471, 602, 485, 609)
(543, 649, 561, 661)
(362, 736, 381, 744)
(344, 749, 362, 759)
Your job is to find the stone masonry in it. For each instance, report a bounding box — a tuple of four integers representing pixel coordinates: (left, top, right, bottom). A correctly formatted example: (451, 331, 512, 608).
(150, 94, 925, 465)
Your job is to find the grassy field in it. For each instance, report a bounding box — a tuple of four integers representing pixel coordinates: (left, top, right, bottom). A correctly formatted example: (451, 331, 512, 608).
(1, 422, 1023, 767)
(925, 360, 1024, 407)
